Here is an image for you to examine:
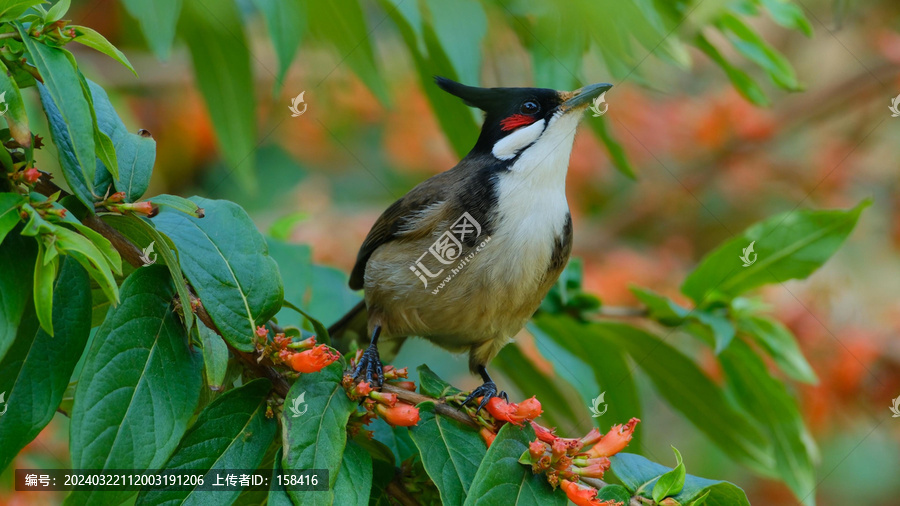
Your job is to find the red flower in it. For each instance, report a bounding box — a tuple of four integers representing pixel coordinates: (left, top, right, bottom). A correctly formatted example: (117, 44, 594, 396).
(356, 381, 373, 396)
(256, 326, 268, 339)
(529, 440, 545, 462)
(23, 168, 40, 184)
(273, 333, 291, 349)
(288, 345, 339, 373)
(560, 479, 621, 506)
(370, 391, 398, 407)
(132, 201, 157, 216)
(485, 396, 543, 426)
(107, 191, 126, 203)
(586, 418, 640, 458)
(575, 457, 611, 479)
(531, 422, 557, 443)
(376, 403, 420, 427)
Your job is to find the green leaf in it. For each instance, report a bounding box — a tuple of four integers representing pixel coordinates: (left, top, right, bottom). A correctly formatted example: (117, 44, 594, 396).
(332, 440, 373, 506)
(417, 364, 462, 398)
(0, 193, 24, 245)
(135, 379, 276, 506)
(596, 322, 773, 470)
(266, 238, 312, 329)
(695, 34, 770, 107)
(738, 315, 817, 383)
(198, 323, 229, 390)
(251, 0, 304, 89)
(102, 213, 194, 331)
(22, 25, 98, 204)
(588, 116, 637, 180)
(153, 197, 283, 351)
(44, 0, 70, 23)
(68, 265, 202, 506)
(410, 401, 486, 505)
(532, 313, 642, 444)
(369, 418, 417, 466)
(53, 225, 120, 304)
(0, 59, 31, 146)
(464, 423, 566, 505)
(652, 447, 686, 503)
(307, 0, 389, 105)
(121, 0, 181, 60)
(150, 194, 204, 217)
(282, 361, 356, 505)
(611, 453, 751, 505)
(720, 339, 817, 506)
(0, 233, 36, 362)
(630, 286, 689, 324)
(515, 3, 586, 91)
(32, 240, 58, 335)
(179, 0, 258, 192)
(596, 484, 631, 503)
(0, 257, 91, 473)
(64, 220, 123, 276)
(493, 342, 582, 432)
(422, 0, 486, 85)
(758, 0, 813, 37)
(71, 25, 137, 75)
(717, 12, 801, 91)
(0, 0, 44, 22)
(682, 200, 869, 303)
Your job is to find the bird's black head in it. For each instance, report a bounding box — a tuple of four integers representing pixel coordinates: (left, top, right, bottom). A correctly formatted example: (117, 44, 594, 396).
(435, 76, 612, 161)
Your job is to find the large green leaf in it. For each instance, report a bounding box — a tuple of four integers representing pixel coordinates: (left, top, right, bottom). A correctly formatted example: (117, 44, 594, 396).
(510, 1, 585, 91)
(682, 200, 869, 303)
(695, 34, 770, 107)
(464, 423, 566, 505)
(266, 238, 313, 329)
(370, 417, 417, 466)
(0, 59, 31, 146)
(595, 322, 773, 470)
(0, 0, 43, 21)
(380, 0, 479, 158)
(307, 0, 389, 104)
(332, 440, 373, 506)
(720, 339, 817, 506)
(251, 0, 304, 89)
(0, 193, 24, 245)
(410, 401, 486, 505)
(85, 79, 156, 202)
(738, 315, 817, 383)
(611, 452, 751, 506)
(25, 33, 98, 207)
(102, 213, 193, 331)
(135, 379, 277, 506)
(0, 258, 91, 473)
(121, 0, 182, 60)
(67, 265, 202, 506)
(180, 0, 258, 192)
(757, 0, 813, 37)
(153, 197, 283, 351)
(71, 25, 137, 75)
(532, 314, 642, 441)
(282, 362, 356, 505)
(0, 232, 36, 362)
(717, 11, 801, 91)
(422, 0, 486, 85)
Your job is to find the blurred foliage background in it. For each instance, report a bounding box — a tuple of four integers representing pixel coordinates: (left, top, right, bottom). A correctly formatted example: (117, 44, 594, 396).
(3, 0, 899, 504)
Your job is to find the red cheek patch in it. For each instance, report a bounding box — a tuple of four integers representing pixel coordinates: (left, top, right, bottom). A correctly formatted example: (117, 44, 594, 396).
(500, 114, 537, 131)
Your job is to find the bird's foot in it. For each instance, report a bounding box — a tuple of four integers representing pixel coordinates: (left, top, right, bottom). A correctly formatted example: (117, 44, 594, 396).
(461, 381, 508, 414)
(352, 342, 383, 388)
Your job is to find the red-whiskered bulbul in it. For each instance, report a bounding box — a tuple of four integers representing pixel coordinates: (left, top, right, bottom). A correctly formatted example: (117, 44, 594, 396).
(331, 77, 612, 411)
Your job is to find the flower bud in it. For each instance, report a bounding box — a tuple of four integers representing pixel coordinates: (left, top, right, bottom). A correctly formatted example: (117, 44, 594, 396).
(376, 402, 420, 427)
(586, 418, 640, 458)
(480, 427, 496, 448)
(560, 479, 620, 506)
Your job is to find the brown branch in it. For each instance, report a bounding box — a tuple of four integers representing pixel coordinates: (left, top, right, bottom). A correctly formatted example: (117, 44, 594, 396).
(382, 383, 478, 428)
(385, 480, 421, 506)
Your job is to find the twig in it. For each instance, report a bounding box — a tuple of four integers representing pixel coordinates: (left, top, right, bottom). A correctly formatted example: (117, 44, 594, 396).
(598, 306, 649, 318)
(382, 383, 478, 428)
(0, 32, 20, 39)
(385, 480, 420, 506)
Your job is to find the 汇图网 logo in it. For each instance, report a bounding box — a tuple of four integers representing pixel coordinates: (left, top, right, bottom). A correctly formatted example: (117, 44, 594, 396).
(410, 212, 491, 293)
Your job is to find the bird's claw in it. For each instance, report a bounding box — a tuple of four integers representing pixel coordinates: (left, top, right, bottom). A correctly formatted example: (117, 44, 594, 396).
(461, 381, 507, 414)
(352, 343, 383, 388)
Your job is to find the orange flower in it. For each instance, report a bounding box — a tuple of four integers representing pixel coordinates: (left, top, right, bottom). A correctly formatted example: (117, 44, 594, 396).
(485, 396, 543, 425)
(132, 201, 157, 216)
(586, 418, 640, 458)
(574, 457, 611, 479)
(255, 326, 268, 339)
(560, 479, 621, 506)
(288, 345, 339, 373)
(480, 427, 496, 448)
(376, 402, 420, 427)
(391, 381, 416, 391)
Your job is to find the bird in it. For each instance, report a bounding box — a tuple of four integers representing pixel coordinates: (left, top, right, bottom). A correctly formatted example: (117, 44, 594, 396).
(330, 76, 612, 412)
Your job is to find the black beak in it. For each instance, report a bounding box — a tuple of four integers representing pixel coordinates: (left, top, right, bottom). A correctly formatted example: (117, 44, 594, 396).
(561, 82, 613, 111)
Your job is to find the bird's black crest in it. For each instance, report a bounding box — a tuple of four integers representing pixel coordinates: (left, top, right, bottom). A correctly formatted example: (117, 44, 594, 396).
(434, 76, 503, 111)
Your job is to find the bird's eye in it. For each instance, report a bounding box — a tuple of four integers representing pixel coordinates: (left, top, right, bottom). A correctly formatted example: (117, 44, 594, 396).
(520, 100, 540, 114)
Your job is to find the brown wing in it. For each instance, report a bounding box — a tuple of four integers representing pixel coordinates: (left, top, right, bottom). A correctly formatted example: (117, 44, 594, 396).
(349, 172, 458, 290)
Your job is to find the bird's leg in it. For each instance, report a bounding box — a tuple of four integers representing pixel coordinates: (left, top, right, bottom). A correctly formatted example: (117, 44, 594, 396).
(462, 365, 508, 414)
(353, 325, 384, 387)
